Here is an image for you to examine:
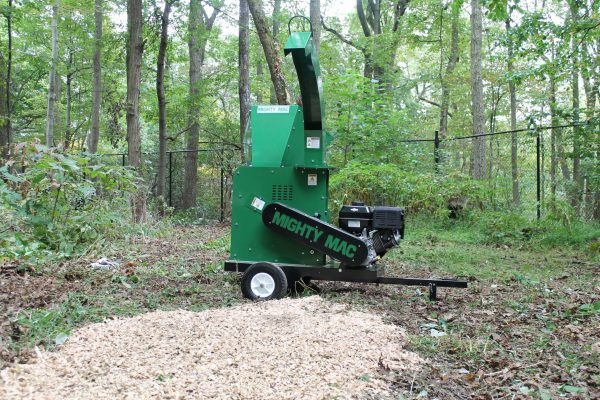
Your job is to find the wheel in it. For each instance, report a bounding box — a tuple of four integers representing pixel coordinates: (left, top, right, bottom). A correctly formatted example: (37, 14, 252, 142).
(241, 263, 288, 300)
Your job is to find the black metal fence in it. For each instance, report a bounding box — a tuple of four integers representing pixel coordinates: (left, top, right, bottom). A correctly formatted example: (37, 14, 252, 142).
(101, 142, 241, 221)
(98, 122, 593, 222)
(398, 122, 593, 220)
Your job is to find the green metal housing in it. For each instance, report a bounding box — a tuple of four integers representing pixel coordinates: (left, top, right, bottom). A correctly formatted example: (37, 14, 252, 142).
(230, 31, 331, 266)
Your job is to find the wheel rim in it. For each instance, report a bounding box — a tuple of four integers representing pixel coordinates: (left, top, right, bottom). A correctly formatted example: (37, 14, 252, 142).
(250, 272, 276, 298)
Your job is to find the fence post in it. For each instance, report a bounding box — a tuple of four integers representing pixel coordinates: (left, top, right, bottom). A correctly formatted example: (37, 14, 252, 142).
(168, 151, 173, 207)
(121, 154, 126, 167)
(220, 153, 224, 223)
(434, 130, 440, 171)
(536, 131, 541, 220)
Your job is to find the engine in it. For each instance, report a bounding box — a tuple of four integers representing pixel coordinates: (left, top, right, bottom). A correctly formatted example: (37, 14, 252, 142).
(339, 202, 404, 265)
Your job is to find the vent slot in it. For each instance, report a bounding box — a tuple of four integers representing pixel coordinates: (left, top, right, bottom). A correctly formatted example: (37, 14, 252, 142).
(272, 185, 294, 201)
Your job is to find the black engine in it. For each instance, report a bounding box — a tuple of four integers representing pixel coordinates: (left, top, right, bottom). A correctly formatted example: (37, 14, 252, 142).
(339, 202, 404, 260)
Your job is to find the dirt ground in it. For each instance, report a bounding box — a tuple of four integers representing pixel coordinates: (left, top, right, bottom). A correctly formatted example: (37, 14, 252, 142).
(1, 224, 599, 399)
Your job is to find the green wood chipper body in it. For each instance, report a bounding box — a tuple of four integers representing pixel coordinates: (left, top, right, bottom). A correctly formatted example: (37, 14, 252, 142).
(229, 31, 332, 266)
(225, 25, 467, 301)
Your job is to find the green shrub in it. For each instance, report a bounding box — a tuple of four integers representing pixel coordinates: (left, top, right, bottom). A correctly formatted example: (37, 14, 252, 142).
(329, 161, 488, 218)
(475, 210, 531, 246)
(0, 143, 137, 264)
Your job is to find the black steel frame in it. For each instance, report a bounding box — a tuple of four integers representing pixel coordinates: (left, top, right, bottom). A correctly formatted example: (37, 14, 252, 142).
(224, 260, 467, 301)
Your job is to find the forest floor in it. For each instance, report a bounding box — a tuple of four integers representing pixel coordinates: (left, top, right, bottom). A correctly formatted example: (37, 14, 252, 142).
(1, 221, 599, 399)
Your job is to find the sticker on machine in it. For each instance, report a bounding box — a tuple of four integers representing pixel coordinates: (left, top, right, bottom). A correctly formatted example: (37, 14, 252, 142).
(307, 174, 318, 186)
(348, 220, 361, 228)
(306, 137, 320, 149)
(257, 105, 290, 114)
(250, 197, 266, 211)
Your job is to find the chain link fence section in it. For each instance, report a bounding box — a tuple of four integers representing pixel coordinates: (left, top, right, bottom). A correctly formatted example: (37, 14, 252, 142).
(100, 143, 241, 221)
(405, 122, 588, 220)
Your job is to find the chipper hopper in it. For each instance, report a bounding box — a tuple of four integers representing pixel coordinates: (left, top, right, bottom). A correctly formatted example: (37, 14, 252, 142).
(224, 19, 467, 301)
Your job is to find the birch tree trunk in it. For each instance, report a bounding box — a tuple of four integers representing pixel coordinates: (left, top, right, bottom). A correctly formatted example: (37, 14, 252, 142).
(88, 0, 102, 154)
(127, 0, 146, 222)
(470, 0, 486, 180)
(45, 0, 60, 147)
(506, 18, 519, 206)
(156, 0, 171, 210)
(239, 0, 251, 163)
(246, 0, 288, 105)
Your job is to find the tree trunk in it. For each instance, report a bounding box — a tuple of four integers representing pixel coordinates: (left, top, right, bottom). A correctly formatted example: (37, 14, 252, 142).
(88, 0, 102, 153)
(64, 51, 73, 150)
(1, 0, 12, 158)
(438, 5, 459, 146)
(581, 43, 595, 217)
(247, 0, 288, 105)
(550, 78, 557, 198)
(550, 74, 570, 182)
(239, 0, 251, 163)
(506, 19, 519, 206)
(269, 0, 281, 104)
(156, 0, 171, 211)
(0, 52, 7, 158)
(127, 0, 146, 222)
(182, 0, 218, 210)
(470, 0, 486, 180)
(570, 3, 582, 212)
(45, 0, 60, 147)
(310, 0, 320, 57)
(256, 61, 263, 103)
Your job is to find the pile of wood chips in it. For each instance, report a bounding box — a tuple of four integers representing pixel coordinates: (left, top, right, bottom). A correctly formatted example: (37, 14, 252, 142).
(1, 296, 421, 399)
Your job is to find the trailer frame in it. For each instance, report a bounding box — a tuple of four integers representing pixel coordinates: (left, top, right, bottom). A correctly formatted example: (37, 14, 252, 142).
(224, 260, 468, 301)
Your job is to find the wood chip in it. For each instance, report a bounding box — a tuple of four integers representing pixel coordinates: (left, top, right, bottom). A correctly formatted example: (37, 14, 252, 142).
(1, 296, 421, 399)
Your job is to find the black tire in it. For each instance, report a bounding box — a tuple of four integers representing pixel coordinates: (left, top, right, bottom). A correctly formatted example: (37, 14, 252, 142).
(241, 263, 288, 300)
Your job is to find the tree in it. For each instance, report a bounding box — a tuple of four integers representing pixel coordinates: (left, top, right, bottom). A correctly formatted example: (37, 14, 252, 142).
(569, 1, 582, 212)
(470, 0, 486, 179)
(239, 0, 250, 163)
(0, 0, 12, 158)
(156, 0, 172, 211)
(45, 0, 60, 147)
(310, 0, 320, 57)
(0, 51, 7, 158)
(246, 0, 288, 105)
(268, 0, 281, 105)
(127, 0, 145, 222)
(88, 0, 102, 154)
(182, 0, 218, 210)
(438, 2, 460, 145)
(505, 17, 519, 205)
(322, 0, 409, 85)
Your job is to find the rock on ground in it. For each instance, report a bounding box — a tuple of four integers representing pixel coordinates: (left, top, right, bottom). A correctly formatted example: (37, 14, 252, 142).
(1, 296, 421, 399)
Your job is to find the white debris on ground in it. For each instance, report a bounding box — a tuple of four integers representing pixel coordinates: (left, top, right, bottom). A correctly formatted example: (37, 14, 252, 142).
(89, 258, 120, 270)
(1, 296, 422, 400)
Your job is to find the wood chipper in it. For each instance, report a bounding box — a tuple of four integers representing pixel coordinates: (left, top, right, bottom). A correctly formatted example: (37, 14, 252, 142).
(224, 20, 467, 301)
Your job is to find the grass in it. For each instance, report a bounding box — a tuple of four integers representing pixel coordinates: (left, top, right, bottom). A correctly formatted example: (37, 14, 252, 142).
(3, 214, 599, 398)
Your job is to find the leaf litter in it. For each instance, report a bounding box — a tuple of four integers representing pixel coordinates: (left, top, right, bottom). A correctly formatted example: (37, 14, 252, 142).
(1, 296, 422, 399)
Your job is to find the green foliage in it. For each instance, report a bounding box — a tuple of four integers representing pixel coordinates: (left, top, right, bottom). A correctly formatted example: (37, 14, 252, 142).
(13, 291, 142, 350)
(475, 210, 530, 246)
(0, 143, 137, 264)
(329, 161, 488, 217)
